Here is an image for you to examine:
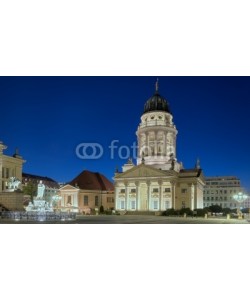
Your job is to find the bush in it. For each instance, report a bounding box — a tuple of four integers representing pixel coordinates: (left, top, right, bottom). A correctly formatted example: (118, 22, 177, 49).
(163, 208, 178, 216)
(193, 208, 209, 217)
(99, 205, 104, 214)
(208, 205, 223, 213)
(179, 208, 193, 216)
(222, 208, 232, 216)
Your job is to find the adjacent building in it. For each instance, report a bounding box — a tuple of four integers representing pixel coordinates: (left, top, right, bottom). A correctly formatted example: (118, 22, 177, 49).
(0, 141, 25, 211)
(59, 170, 114, 213)
(114, 81, 205, 213)
(204, 176, 247, 209)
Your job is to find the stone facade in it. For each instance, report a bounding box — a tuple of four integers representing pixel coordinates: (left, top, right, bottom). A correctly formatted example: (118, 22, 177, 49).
(115, 164, 204, 212)
(0, 141, 25, 210)
(59, 170, 114, 213)
(0, 192, 24, 211)
(114, 81, 205, 212)
(204, 176, 247, 209)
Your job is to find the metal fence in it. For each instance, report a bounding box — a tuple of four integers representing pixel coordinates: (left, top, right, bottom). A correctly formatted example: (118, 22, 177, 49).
(1, 211, 77, 221)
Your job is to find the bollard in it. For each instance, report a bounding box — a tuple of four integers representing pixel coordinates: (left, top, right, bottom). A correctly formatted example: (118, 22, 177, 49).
(205, 214, 208, 219)
(227, 214, 230, 220)
(184, 213, 187, 218)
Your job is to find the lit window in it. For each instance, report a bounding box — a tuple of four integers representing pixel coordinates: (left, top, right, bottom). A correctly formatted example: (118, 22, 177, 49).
(84, 195, 88, 206)
(153, 201, 158, 210)
(165, 201, 170, 209)
(121, 201, 125, 210)
(131, 201, 136, 210)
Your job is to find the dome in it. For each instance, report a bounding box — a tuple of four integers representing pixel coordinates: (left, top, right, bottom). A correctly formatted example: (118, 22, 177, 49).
(143, 80, 171, 114)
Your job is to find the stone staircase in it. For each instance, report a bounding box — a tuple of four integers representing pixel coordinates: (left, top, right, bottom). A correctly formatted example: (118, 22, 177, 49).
(125, 211, 156, 216)
(0, 203, 9, 212)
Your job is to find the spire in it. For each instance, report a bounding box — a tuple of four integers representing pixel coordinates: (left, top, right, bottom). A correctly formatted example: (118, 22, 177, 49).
(13, 147, 22, 159)
(155, 78, 159, 93)
(195, 158, 201, 170)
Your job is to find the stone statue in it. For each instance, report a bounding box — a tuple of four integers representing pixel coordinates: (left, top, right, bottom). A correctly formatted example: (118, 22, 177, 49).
(37, 180, 45, 199)
(8, 177, 21, 190)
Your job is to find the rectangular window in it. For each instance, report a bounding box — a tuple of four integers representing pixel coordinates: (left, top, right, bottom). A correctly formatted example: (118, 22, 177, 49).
(121, 201, 125, 210)
(95, 196, 99, 207)
(131, 201, 136, 210)
(165, 201, 170, 210)
(120, 189, 125, 194)
(153, 188, 159, 193)
(84, 195, 88, 206)
(182, 201, 186, 208)
(131, 189, 136, 193)
(153, 201, 158, 210)
(181, 189, 187, 194)
(165, 188, 171, 193)
(107, 197, 114, 203)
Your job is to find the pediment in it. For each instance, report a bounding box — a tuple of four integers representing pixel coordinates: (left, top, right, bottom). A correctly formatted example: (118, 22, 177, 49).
(59, 184, 80, 191)
(115, 164, 174, 179)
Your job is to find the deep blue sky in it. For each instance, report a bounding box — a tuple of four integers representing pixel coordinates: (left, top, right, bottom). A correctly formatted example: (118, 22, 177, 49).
(1, 77, 250, 190)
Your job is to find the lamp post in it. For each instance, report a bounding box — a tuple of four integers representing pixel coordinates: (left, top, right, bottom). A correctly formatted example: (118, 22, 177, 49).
(233, 192, 248, 219)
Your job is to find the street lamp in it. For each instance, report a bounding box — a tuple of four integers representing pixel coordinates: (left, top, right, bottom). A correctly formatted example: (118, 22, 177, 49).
(233, 192, 248, 219)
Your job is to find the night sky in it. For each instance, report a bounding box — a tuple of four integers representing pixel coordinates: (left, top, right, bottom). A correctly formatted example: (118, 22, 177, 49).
(1, 77, 250, 190)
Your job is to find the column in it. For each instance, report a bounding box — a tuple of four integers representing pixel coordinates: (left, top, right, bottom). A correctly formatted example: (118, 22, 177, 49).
(191, 184, 195, 210)
(159, 181, 163, 211)
(145, 133, 149, 156)
(171, 182, 176, 209)
(115, 185, 119, 210)
(125, 184, 129, 211)
(154, 131, 157, 156)
(135, 182, 140, 211)
(147, 181, 151, 211)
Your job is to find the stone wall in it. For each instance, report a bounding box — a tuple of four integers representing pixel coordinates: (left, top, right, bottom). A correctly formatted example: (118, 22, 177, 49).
(0, 192, 25, 211)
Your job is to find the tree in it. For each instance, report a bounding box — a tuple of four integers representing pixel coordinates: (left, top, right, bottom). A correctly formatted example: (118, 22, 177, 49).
(208, 205, 223, 213)
(22, 182, 37, 201)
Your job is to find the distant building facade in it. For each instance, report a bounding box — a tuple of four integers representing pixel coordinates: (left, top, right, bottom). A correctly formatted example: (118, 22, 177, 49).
(59, 170, 114, 213)
(203, 176, 247, 209)
(22, 173, 59, 203)
(114, 81, 205, 213)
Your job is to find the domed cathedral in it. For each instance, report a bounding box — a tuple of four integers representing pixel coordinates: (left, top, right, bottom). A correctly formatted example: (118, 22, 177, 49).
(137, 79, 180, 171)
(114, 80, 205, 213)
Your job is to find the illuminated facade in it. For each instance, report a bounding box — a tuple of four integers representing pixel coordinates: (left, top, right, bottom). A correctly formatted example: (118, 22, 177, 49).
(59, 170, 114, 213)
(204, 176, 247, 209)
(0, 141, 25, 192)
(114, 81, 205, 212)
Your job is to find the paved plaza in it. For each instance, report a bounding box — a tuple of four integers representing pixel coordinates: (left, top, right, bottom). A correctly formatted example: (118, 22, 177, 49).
(0, 215, 249, 224)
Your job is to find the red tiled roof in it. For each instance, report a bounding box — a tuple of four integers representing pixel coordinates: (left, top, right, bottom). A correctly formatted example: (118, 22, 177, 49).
(69, 170, 114, 191)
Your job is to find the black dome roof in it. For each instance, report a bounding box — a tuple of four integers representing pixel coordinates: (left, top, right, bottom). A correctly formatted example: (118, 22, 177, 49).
(143, 80, 171, 114)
